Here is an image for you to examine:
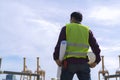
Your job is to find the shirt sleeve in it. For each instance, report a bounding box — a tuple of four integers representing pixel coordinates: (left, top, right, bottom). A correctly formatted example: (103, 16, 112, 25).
(53, 26, 66, 60)
(89, 30, 101, 64)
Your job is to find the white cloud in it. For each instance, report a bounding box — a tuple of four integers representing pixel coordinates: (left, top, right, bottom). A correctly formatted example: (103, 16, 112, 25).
(88, 6, 120, 25)
(105, 57, 119, 70)
(0, 0, 61, 57)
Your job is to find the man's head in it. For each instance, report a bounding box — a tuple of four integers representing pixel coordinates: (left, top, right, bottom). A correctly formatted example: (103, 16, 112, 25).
(70, 12, 83, 23)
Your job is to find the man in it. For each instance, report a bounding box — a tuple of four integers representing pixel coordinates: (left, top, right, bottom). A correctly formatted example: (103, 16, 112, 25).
(53, 12, 101, 80)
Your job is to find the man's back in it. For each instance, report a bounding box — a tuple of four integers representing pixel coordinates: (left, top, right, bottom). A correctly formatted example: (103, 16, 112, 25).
(53, 12, 101, 80)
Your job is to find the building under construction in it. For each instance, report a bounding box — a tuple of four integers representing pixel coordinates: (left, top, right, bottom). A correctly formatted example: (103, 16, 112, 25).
(0, 56, 120, 80)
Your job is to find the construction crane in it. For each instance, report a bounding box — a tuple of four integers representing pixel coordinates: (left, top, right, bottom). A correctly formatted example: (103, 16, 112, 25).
(20, 57, 32, 80)
(34, 57, 45, 80)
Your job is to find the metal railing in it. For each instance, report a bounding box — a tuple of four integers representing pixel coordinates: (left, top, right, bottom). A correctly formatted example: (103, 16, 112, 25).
(104, 74, 120, 80)
(0, 70, 40, 80)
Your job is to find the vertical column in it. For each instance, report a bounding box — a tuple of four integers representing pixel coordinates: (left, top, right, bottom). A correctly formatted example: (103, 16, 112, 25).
(37, 57, 39, 74)
(23, 57, 26, 72)
(98, 56, 109, 80)
(102, 56, 105, 76)
(116, 55, 120, 80)
(0, 57, 2, 70)
(119, 55, 120, 68)
(37, 75, 40, 80)
(0, 57, 2, 73)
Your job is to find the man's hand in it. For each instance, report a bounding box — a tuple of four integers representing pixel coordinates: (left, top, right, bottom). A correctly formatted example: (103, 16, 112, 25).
(55, 59, 62, 66)
(89, 62, 97, 68)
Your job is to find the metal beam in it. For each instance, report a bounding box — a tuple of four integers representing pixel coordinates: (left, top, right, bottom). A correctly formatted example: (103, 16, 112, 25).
(104, 74, 120, 80)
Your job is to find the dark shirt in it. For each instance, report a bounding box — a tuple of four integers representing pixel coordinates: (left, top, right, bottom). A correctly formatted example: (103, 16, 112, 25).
(53, 26, 101, 64)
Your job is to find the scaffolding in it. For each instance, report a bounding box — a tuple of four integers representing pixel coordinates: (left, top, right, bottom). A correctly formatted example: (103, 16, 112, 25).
(98, 55, 120, 80)
(3, 71, 40, 80)
(104, 55, 120, 80)
(98, 56, 109, 80)
(0, 57, 45, 80)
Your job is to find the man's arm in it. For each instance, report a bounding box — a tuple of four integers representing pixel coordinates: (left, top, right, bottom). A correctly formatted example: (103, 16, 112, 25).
(53, 26, 66, 66)
(89, 30, 101, 64)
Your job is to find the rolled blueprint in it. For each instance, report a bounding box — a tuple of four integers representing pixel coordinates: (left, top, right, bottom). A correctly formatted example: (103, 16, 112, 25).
(57, 40, 67, 79)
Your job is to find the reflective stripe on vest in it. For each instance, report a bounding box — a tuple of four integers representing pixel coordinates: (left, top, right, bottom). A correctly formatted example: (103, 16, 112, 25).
(67, 42, 89, 49)
(65, 52, 87, 57)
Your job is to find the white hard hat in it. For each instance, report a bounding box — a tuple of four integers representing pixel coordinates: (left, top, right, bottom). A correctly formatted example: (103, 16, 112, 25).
(87, 52, 96, 64)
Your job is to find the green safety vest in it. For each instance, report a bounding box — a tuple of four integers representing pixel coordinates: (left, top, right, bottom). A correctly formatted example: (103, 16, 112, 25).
(64, 23, 89, 59)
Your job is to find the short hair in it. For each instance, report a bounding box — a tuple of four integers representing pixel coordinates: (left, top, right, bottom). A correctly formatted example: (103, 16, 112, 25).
(70, 12, 83, 22)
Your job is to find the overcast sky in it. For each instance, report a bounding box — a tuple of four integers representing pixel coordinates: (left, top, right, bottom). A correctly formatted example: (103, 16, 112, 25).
(0, 0, 120, 80)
